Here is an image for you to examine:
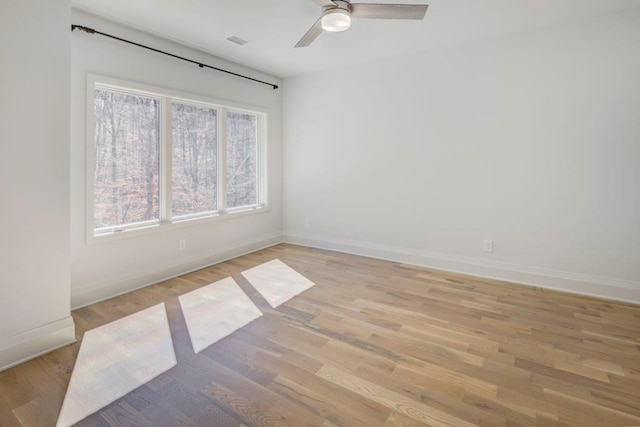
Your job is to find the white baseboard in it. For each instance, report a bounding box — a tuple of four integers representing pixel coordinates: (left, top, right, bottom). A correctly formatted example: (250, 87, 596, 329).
(71, 231, 283, 309)
(0, 316, 76, 372)
(283, 231, 640, 305)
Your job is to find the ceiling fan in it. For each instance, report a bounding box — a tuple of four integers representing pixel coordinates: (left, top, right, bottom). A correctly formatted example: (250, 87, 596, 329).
(295, 0, 428, 48)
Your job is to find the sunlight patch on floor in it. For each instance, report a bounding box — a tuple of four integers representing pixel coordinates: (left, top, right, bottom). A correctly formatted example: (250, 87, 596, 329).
(242, 259, 315, 308)
(57, 303, 176, 427)
(179, 277, 263, 353)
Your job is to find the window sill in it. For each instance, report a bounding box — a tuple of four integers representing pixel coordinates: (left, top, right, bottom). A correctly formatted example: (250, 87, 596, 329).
(88, 204, 269, 244)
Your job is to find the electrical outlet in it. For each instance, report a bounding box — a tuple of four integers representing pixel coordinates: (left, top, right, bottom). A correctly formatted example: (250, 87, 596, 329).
(179, 239, 186, 250)
(483, 240, 494, 253)
(304, 218, 311, 229)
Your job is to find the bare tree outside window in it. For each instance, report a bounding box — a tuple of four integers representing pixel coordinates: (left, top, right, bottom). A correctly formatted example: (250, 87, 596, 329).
(93, 89, 160, 230)
(172, 103, 218, 217)
(226, 112, 258, 208)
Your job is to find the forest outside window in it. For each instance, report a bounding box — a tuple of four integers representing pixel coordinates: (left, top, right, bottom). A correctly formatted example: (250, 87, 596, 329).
(89, 77, 267, 238)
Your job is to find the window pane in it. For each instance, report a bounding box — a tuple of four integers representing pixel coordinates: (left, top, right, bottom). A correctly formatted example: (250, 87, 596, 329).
(172, 103, 218, 217)
(93, 89, 160, 230)
(226, 112, 258, 208)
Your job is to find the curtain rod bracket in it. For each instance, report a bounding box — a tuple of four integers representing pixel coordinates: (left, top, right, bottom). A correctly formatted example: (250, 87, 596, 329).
(71, 24, 279, 90)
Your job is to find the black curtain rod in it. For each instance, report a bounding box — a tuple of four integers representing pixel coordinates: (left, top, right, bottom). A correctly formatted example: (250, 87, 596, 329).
(71, 25, 279, 90)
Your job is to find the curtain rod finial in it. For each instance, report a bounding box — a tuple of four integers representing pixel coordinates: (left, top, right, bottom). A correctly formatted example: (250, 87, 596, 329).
(71, 25, 96, 34)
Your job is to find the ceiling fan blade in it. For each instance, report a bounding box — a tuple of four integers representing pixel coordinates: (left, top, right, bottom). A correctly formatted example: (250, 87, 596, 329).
(351, 3, 428, 19)
(313, 0, 337, 6)
(295, 18, 324, 48)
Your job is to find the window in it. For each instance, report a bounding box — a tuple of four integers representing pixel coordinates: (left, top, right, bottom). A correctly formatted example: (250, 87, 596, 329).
(89, 77, 267, 237)
(172, 103, 218, 217)
(226, 111, 258, 209)
(93, 90, 160, 230)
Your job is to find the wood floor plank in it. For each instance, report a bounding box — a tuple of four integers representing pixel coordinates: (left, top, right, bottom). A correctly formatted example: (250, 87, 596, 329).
(543, 388, 640, 426)
(383, 411, 430, 427)
(354, 364, 507, 427)
(269, 375, 388, 427)
(316, 363, 478, 427)
(155, 379, 243, 427)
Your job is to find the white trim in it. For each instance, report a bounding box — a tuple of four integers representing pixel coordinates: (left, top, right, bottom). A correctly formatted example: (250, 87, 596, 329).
(0, 317, 76, 372)
(283, 231, 640, 305)
(71, 231, 283, 309)
(89, 205, 270, 243)
(258, 113, 268, 211)
(160, 96, 172, 224)
(219, 107, 228, 212)
(85, 78, 96, 243)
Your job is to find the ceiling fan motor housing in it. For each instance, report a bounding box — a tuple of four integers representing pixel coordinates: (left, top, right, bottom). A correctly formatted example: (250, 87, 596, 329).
(322, 1, 353, 32)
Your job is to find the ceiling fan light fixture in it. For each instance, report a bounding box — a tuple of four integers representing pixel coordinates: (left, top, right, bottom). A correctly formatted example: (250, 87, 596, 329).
(321, 9, 351, 32)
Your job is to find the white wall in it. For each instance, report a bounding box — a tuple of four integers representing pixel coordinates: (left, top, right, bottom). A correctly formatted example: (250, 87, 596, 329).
(70, 10, 283, 307)
(283, 9, 640, 302)
(0, 0, 75, 370)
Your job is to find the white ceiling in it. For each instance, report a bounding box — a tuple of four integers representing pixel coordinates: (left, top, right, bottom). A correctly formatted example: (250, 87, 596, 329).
(71, 0, 640, 78)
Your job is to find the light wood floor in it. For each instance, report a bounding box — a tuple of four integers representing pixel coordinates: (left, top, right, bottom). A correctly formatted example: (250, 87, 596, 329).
(1, 243, 639, 426)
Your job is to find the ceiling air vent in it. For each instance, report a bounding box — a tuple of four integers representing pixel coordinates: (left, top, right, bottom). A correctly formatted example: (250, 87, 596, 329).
(225, 35, 248, 46)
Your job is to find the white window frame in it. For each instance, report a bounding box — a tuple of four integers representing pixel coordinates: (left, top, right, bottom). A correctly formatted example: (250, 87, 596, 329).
(86, 74, 269, 243)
